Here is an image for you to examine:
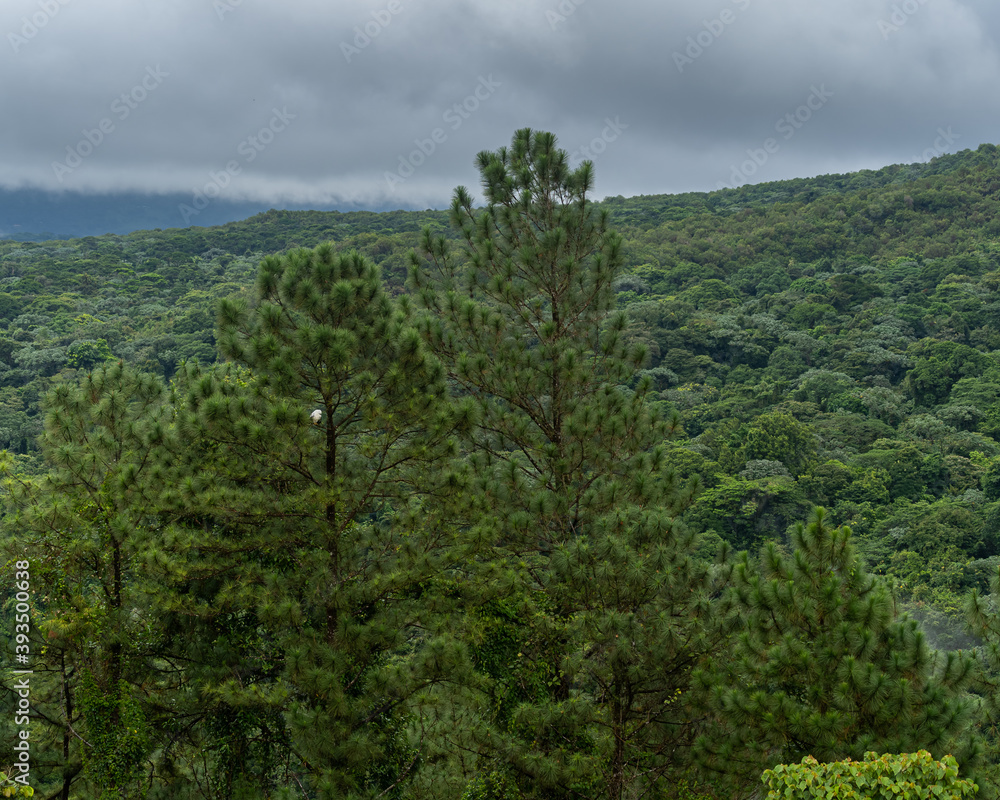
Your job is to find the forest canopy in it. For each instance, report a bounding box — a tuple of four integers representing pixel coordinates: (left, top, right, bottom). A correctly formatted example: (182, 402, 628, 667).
(3, 135, 1000, 798)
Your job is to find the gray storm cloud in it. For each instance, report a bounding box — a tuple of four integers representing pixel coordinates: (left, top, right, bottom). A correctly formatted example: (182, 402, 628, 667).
(2, 0, 998, 210)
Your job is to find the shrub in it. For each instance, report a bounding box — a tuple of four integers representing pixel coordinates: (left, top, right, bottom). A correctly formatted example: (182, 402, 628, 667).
(762, 751, 977, 800)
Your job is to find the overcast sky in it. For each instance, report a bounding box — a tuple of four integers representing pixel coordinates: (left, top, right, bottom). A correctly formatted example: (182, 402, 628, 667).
(3, 0, 999, 212)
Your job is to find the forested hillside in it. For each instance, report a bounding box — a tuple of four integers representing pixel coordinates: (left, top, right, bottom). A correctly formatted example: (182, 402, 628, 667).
(4, 135, 1000, 798)
(0, 188, 364, 241)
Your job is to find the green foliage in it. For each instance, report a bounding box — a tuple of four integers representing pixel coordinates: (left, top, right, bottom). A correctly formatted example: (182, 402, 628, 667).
(0, 362, 170, 798)
(695, 509, 979, 789)
(897, 503, 997, 558)
(762, 751, 977, 800)
(686, 472, 811, 551)
(66, 337, 114, 369)
(0, 773, 32, 797)
(739, 411, 818, 476)
(963, 565, 1000, 796)
(461, 770, 518, 800)
(906, 340, 992, 407)
(156, 241, 470, 798)
(7, 133, 1000, 799)
(79, 674, 150, 800)
(412, 129, 712, 800)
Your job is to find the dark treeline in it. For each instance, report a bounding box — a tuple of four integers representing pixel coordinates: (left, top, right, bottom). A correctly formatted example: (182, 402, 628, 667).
(4, 132, 1000, 798)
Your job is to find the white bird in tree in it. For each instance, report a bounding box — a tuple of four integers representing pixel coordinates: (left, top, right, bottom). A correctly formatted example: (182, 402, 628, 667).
(310, 409, 322, 425)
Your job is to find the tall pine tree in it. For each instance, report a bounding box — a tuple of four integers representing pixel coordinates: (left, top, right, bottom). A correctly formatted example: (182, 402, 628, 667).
(410, 129, 713, 800)
(154, 243, 472, 798)
(695, 508, 979, 792)
(1, 363, 171, 799)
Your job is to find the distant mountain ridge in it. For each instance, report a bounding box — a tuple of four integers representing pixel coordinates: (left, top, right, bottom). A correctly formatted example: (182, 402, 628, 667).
(0, 187, 406, 241)
(598, 145, 996, 229)
(0, 144, 992, 241)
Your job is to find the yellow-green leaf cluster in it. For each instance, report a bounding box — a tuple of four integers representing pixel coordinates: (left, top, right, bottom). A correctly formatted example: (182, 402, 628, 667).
(762, 751, 977, 800)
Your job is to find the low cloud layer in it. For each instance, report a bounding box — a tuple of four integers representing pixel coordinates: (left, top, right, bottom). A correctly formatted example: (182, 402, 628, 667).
(3, 0, 998, 210)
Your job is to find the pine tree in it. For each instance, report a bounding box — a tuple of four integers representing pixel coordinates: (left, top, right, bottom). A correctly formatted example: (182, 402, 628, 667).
(410, 129, 712, 800)
(155, 243, 472, 798)
(410, 128, 655, 553)
(963, 564, 1000, 796)
(695, 508, 979, 792)
(1, 362, 171, 799)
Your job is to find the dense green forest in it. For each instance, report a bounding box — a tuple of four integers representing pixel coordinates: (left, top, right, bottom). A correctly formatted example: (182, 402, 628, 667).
(5, 132, 1000, 798)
